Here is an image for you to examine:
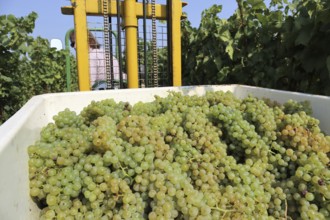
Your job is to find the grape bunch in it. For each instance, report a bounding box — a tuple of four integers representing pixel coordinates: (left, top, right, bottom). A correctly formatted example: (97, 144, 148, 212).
(28, 91, 330, 220)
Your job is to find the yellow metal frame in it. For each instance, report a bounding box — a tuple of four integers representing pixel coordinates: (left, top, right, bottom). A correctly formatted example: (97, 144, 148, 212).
(62, 0, 186, 90)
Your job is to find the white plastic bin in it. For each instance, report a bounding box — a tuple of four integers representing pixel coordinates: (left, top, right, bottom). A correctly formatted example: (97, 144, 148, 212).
(0, 85, 329, 219)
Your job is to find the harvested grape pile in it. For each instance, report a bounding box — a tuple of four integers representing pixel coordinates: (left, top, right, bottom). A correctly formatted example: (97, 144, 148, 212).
(28, 91, 330, 220)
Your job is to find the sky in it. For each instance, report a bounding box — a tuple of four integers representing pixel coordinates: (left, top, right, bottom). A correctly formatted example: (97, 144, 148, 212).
(1, 0, 240, 44)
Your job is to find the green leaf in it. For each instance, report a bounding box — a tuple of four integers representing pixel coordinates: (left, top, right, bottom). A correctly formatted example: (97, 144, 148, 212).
(218, 30, 231, 43)
(0, 75, 13, 82)
(295, 27, 312, 46)
(307, 10, 313, 18)
(214, 56, 223, 70)
(247, 0, 266, 10)
(18, 43, 28, 52)
(7, 14, 16, 21)
(225, 43, 234, 60)
(203, 56, 210, 64)
(327, 56, 330, 77)
(0, 12, 78, 124)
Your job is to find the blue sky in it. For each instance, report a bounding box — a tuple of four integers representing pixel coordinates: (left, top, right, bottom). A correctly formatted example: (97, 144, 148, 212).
(1, 0, 240, 43)
(0, 0, 269, 42)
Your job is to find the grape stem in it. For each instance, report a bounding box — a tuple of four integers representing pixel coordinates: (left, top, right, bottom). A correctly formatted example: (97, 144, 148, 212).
(268, 149, 276, 155)
(114, 193, 123, 201)
(188, 156, 198, 163)
(210, 206, 241, 214)
(211, 206, 242, 219)
(284, 199, 288, 220)
(41, 167, 49, 175)
(282, 199, 293, 220)
(119, 164, 131, 180)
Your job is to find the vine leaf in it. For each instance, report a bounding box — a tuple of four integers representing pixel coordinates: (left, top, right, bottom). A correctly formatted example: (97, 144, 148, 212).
(247, 0, 266, 10)
(295, 27, 312, 46)
(0, 75, 13, 83)
(0, 13, 78, 125)
(225, 43, 234, 60)
(180, 0, 330, 96)
(327, 56, 330, 77)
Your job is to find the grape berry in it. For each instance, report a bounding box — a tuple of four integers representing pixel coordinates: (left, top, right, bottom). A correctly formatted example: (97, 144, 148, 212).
(28, 91, 330, 220)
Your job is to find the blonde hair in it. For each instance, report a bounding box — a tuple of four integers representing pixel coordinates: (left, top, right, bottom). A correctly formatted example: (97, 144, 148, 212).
(69, 30, 101, 49)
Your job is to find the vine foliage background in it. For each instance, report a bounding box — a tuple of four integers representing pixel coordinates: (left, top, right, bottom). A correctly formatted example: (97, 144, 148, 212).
(0, 12, 78, 124)
(182, 0, 330, 96)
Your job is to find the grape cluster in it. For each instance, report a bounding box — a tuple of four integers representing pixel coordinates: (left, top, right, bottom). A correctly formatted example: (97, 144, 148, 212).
(28, 91, 330, 219)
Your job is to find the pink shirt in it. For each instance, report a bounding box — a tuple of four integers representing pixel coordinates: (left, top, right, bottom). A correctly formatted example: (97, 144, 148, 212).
(89, 48, 127, 86)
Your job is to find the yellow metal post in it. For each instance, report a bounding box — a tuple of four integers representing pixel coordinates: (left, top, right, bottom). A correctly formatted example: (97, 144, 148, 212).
(72, 0, 90, 91)
(172, 0, 182, 86)
(124, 0, 139, 88)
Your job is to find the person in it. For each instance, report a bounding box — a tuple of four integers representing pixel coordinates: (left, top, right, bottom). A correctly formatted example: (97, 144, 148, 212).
(70, 30, 127, 90)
